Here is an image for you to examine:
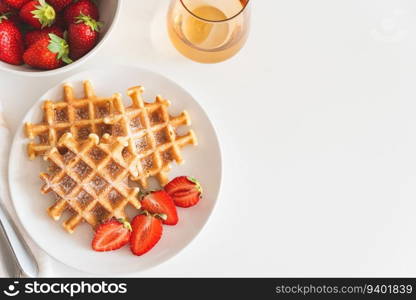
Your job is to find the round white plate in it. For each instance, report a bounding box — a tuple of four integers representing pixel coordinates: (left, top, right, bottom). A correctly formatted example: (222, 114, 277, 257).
(8, 66, 222, 275)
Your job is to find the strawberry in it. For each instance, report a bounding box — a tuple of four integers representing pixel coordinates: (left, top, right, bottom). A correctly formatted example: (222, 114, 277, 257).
(53, 11, 64, 27)
(6, 13, 21, 25)
(23, 33, 72, 69)
(47, 0, 71, 12)
(164, 176, 202, 208)
(0, 16, 23, 65)
(0, 1, 21, 25)
(130, 212, 164, 256)
(140, 190, 178, 225)
(92, 218, 132, 252)
(19, 0, 55, 29)
(67, 14, 101, 60)
(0, 10, 22, 27)
(63, 0, 98, 25)
(3, 0, 29, 9)
(25, 24, 63, 47)
(0, 0, 13, 14)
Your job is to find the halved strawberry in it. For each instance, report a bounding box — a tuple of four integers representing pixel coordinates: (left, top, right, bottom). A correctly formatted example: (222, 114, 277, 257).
(130, 212, 164, 256)
(140, 190, 178, 225)
(164, 176, 202, 208)
(92, 218, 132, 252)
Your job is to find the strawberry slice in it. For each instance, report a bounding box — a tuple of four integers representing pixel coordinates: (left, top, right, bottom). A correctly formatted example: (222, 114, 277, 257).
(92, 218, 132, 252)
(140, 190, 178, 225)
(130, 212, 164, 256)
(164, 176, 202, 208)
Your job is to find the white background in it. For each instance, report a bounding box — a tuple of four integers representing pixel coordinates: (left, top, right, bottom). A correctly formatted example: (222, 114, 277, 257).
(2, 0, 416, 277)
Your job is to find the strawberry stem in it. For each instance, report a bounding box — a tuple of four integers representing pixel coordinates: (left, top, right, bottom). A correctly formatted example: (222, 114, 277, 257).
(117, 218, 132, 231)
(0, 13, 11, 21)
(47, 33, 72, 64)
(155, 213, 168, 221)
(187, 176, 203, 193)
(32, 0, 56, 28)
(75, 14, 103, 32)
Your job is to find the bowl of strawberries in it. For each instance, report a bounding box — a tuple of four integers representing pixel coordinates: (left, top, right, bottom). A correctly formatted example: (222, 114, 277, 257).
(0, 0, 120, 75)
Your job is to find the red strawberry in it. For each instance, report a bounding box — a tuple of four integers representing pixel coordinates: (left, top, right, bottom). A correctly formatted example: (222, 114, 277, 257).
(140, 190, 178, 225)
(6, 13, 21, 25)
(47, 0, 71, 12)
(23, 33, 72, 69)
(67, 14, 101, 60)
(92, 218, 132, 252)
(0, 1, 21, 25)
(3, 0, 29, 9)
(63, 0, 98, 25)
(164, 176, 202, 208)
(0, 0, 13, 14)
(19, 0, 55, 29)
(25, 24, 63, 47)
(53, 11, 64, 27)
(0, 16, 23, 65)
(130, 212, 164, 256)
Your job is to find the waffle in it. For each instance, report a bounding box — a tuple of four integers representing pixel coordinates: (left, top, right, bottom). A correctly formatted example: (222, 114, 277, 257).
(25, 80, 119, 159)
(104, 86, 198, 188)
(40, 132, 140, 233)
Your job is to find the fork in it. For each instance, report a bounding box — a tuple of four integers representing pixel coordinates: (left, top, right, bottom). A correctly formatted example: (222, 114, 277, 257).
(0, 198, 38, 277)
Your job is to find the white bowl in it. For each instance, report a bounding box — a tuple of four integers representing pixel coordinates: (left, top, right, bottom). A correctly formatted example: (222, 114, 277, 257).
(0, 0, 121, 77)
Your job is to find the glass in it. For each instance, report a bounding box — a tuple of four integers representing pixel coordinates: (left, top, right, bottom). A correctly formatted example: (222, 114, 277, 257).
(167, 0, 251, 63)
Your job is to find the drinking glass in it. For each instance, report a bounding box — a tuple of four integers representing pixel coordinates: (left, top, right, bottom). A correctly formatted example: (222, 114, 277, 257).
(167, 0, 251, 63)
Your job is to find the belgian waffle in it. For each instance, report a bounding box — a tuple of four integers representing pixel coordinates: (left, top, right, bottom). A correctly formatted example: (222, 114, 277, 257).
(104, 86, 198, 188)
(25, 80, 119, 159)
(40, 132, 140, 233)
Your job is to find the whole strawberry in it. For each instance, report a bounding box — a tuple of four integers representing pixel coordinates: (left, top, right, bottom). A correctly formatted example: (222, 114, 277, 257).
(68, 14, 101, 60)
(0, 15, 24, 65)
(3, 0, 29, 9)
(23, 33, 72, 69)
(63, 0, 97, 25)
(19, 0, 55, 29)
(47, 0, 71, 12)
(25, 24, 63, 47)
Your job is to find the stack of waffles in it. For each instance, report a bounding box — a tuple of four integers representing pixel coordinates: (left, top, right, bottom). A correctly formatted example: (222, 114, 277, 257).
(25, 80, 197, 233)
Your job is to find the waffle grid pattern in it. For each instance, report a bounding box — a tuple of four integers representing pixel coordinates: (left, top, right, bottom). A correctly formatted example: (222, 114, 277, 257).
(25, 81, 119, 159)
(104, 86, 197, 188)
(40, 133, 140, 233)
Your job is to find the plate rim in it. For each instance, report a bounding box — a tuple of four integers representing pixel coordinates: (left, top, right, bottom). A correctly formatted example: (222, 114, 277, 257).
(8, 65, 223, 275)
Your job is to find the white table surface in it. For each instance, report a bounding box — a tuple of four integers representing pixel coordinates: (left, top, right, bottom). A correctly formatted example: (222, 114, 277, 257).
(2, 0, 416, 277)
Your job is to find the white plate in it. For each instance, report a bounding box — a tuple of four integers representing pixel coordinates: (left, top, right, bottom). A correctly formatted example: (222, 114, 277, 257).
(8, 66, 222, 275)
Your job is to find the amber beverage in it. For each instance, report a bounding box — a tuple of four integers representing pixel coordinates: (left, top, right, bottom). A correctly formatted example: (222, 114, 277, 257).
(167, 0, 251, 63)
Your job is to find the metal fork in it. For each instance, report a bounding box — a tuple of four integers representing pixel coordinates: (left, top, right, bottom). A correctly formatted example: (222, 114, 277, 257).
(0, 198, 38, 277)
